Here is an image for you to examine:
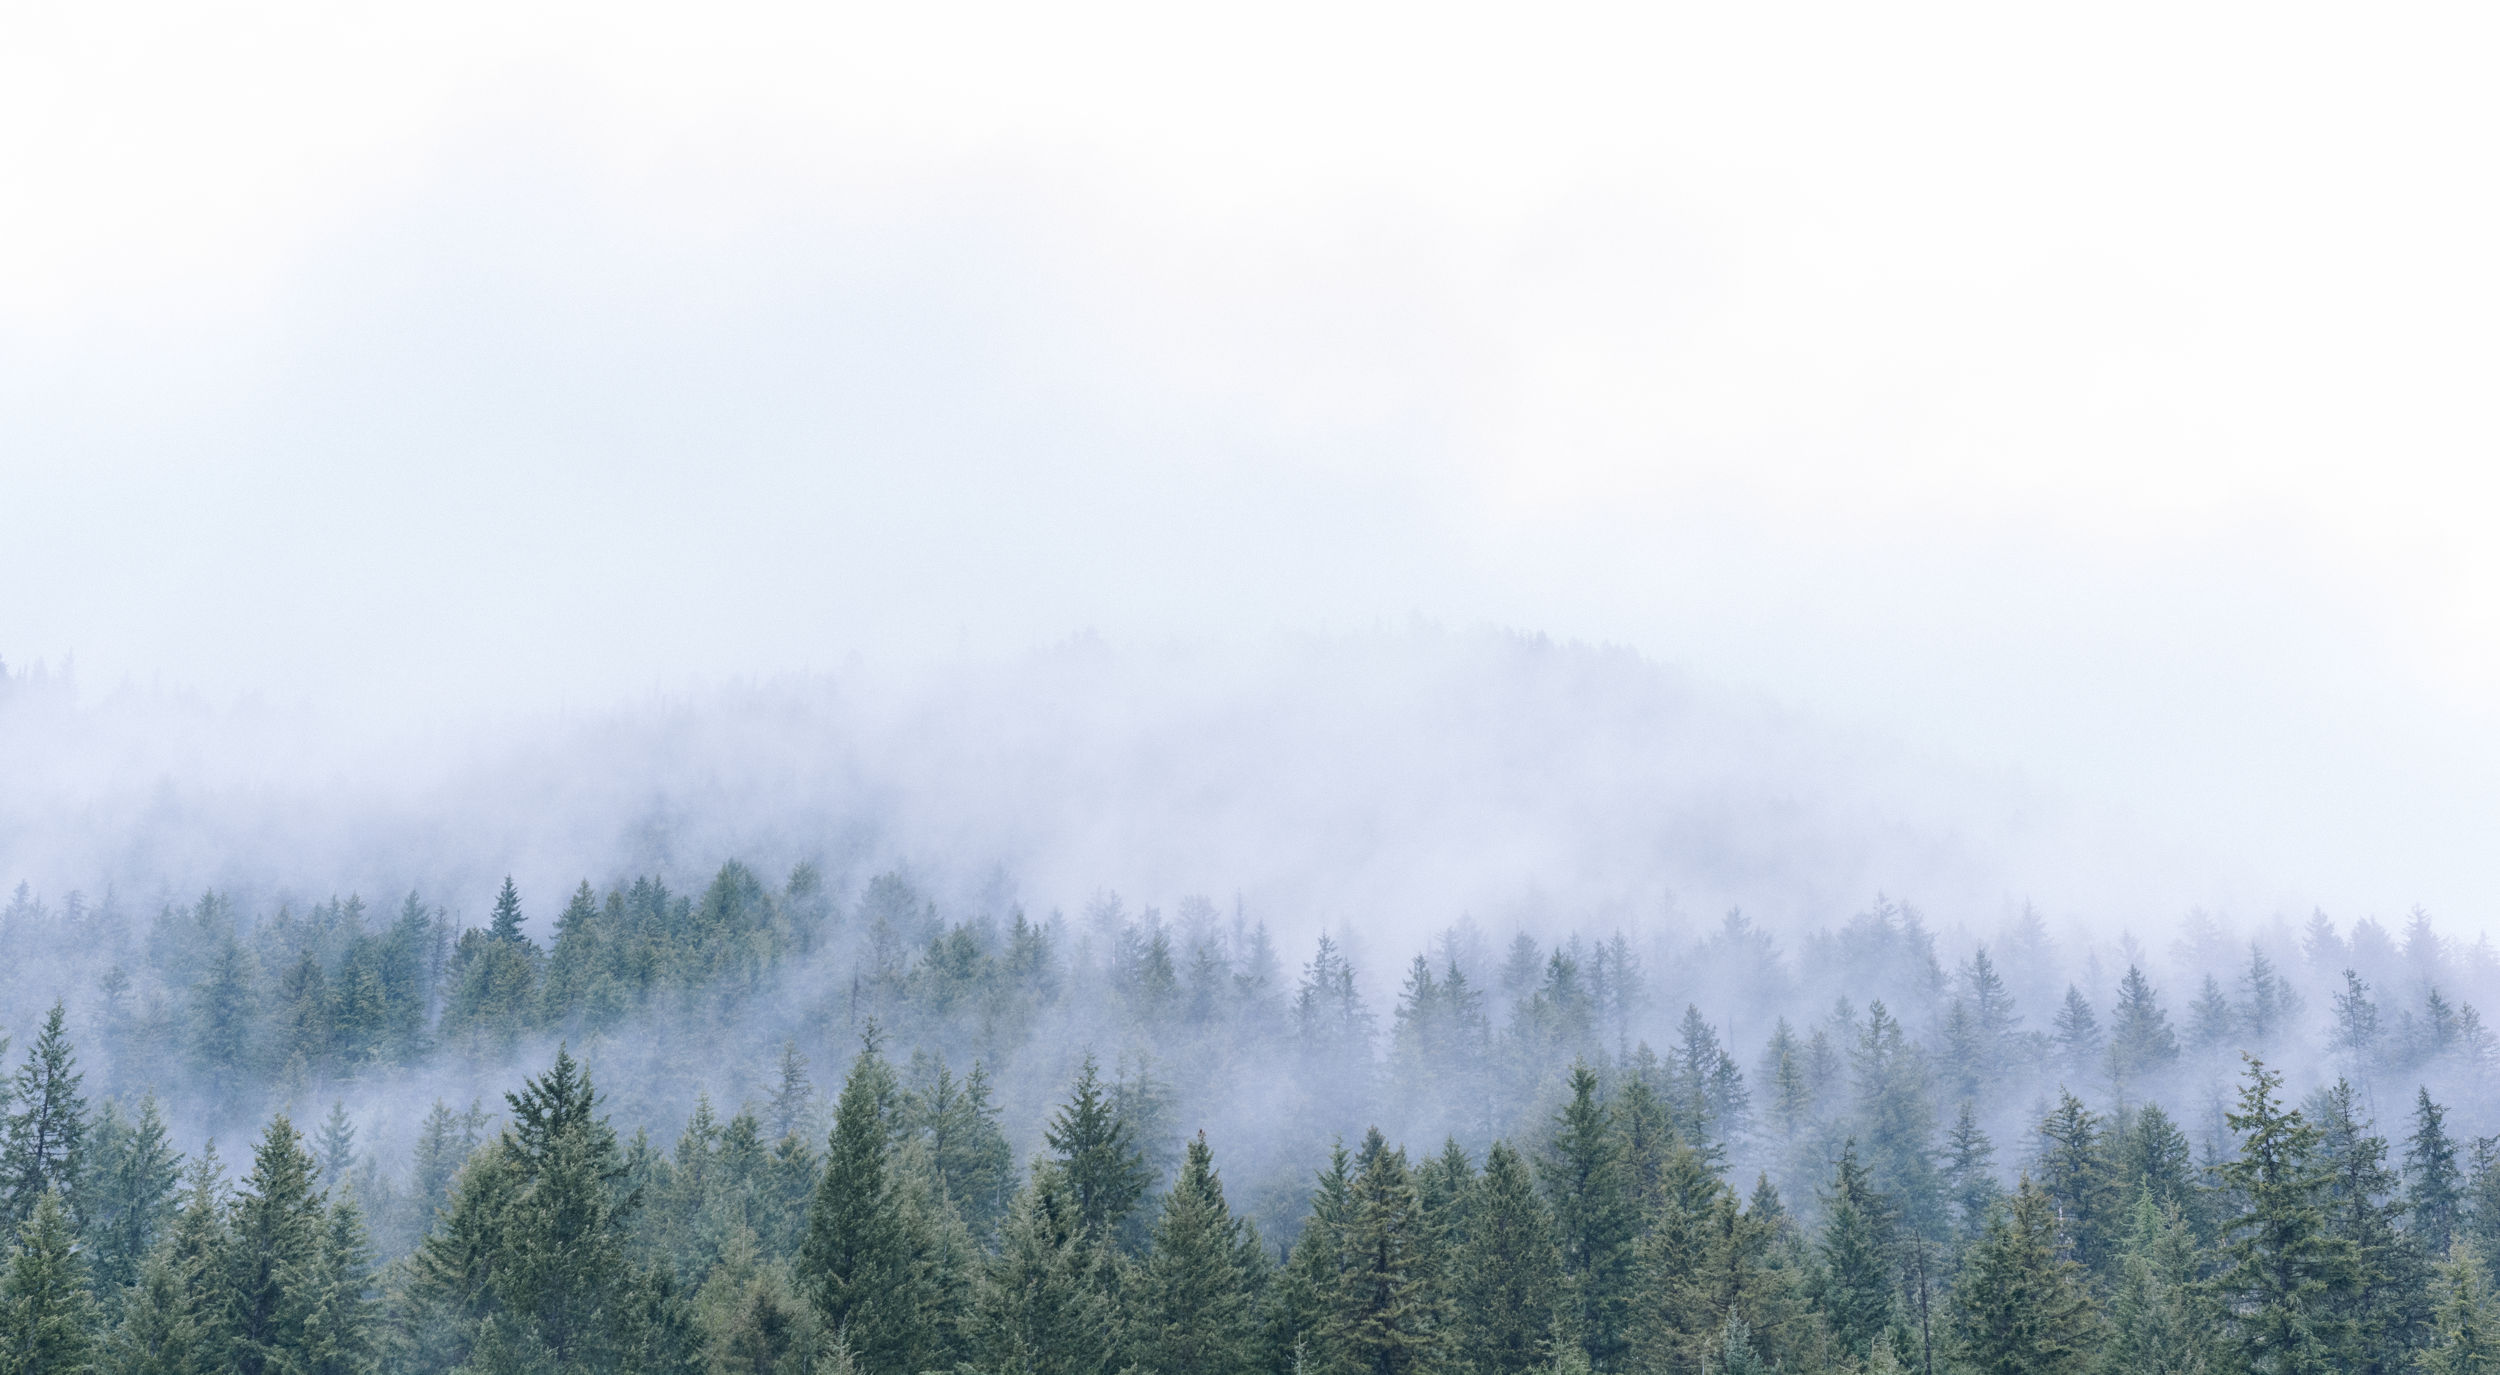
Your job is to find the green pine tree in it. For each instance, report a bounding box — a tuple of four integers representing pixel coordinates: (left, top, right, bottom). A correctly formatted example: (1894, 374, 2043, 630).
(2100, 1190, 2221, 1375)
(963, 1161, 1123, 1375)
(1044, 1055, 1152, 1249)
(222, 1115, 326, 1375)
(2422, 1239, 2500, 1375)
(1136, 1132, 1264, 1375)
(798, 1039, 940, 1375)
(1945, 1176, 2098, 1375)
(2413, 1090, 2466, 1258)
(78, 1092, 180, 1303)
(1813, 1143, 1895, 1364)
(1456, 1141, 1559, 1375)
(2211, 1057, 2357, 1375)
(1321, 1129, 1450, 1375)
(1540, 1064, 1636, 1371)
(0, 1189, 98, 1375)
(2, 1004, 88, 1229)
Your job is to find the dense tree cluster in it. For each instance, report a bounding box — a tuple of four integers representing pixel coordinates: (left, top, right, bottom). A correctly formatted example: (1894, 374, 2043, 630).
(6, 869, 2500, 1371)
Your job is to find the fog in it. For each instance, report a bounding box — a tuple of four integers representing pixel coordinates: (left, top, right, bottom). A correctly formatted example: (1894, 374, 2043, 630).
(6, 8, 2500, 1366)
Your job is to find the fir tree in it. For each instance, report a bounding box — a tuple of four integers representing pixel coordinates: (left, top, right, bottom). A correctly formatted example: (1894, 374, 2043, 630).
(767, 1041, 817, 1144)
(964, 1162, 1123, 1375)
(1456, 1141, 1559, 1375)
(799, 1040, 939, 1375)
(2037, 1093, 2120, 1276)
(1137, 1133, 1264, 1375)
(1944, 1101, 2003, 1243)
(2422, 1240, 2500, 1375)
(2, 1004, 88, 1228)
(2053, 987, 2103, 1088)
(1045, 1055, 1152, 1249)
(2100, 1190, 2222, 1375)
(0, 1189, 97, 1375)
(2413, 1090, 2466, 1258)
(223, 1115, 326, 1375)
(1945, 1177, 2098, 1375)
(1322, 1129, 1450, 1375)
(2212, 1058, 2357, 1375)
(1540, 1064, 1636, 1371)
(1814, 1144, 1896, 1364)
(79, 1092, 180, 1302)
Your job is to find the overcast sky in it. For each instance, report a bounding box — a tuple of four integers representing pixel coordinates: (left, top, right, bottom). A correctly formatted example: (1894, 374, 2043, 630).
(6, 2, 2500, 917)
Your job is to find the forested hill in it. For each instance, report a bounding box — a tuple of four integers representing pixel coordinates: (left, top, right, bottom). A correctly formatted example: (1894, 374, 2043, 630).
(2, 858, 2500, 1371)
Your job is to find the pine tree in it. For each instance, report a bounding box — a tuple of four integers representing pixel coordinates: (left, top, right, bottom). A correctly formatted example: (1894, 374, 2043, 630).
(1136, 1133, 1263, 1375)
(1945, 1177, 2098, 1375)
(78, 1092, 180, 1302)
(2414, 1090, 2466, 1257)
(1269, 1143, 1355, 1375)
(2422, 1240, 2500, 1375)
(1540, 1064, 1636, 1371)
(2037, 1093, 2120, 1276)
(2053, 987, 2103, 1088)
(963, 1162, 1123, 1375)
(223, 1115, 326, 1375)
(912, 1058, 1014, 1237)
(1322, 1129, 1449, 1375)
(2101, 1190, 2222, 1375)
(2213, 1058, 2357, 1375)
(1045, 1055, 1151, 1249)
(2311, 1079, 2428, 1374)
(1814, 1143, 1896, 1364)
(1851, 1002, 1942, 1239)
(0, 1189, 97, 1375)
(799, 1040, 938, 1375)
(767, 1041, 817, 1144)
(1944, 1101, 2003, 1242)
(1457, 1141, 1559, 1375)
(2, 1004, 88, 1228)
(2109, 967, 2181, 1091)
(312, 1103, 356, 1196)
(295, 1198, 377, 1375)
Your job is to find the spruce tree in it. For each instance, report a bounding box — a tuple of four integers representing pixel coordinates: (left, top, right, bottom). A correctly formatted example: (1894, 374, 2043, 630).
(2037, 1093, 2120, 1276)
(799, 1040, 937, 1375)
(2213, 1058, 2357, 1375)
(2, 1004, 87, 1228)
(2422, 1239, 2500, 1375)
(2413, 1090, 2465, 1257)
(2311, 1079, 2429, 1374)
(0, 1189, 97, 1375)
(295, 1198, 377, 1375)
(1945, 1177, 2098, 1375)
(79, 1092, 180, 1302)
(223, 1115, 325, 1375)
(2100, 1190, 2222, 1375)
(964, 1162, 1123, 1375)
(1457, 1141, 1559, 1375)
(1045, 1055, 1151, 1249)
(1944, 1101, 2003, 1242)
(2109, 967, 2181, 1089)
(1136, 1133, 1263, 1375)
(1540, 1064, 1636, 1371)
(1270, 1143, 1355, 1375)
(1814, 1143, 1896, 1364)
(1322, 1129, 1450, 1375)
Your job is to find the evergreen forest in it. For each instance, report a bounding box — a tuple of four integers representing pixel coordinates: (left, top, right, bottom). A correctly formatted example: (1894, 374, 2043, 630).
(3, 865, 2500, 1374)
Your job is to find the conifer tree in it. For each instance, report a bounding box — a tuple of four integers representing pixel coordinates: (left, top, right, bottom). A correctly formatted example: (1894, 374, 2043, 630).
(79, 1092, 180, 1302)
(767, 1041, 817, 1144)
(1851, 1002, 1942, 1239)
(964, 1162, 1122, 1375)
(1946, 1177, 2097, 1375)
(312, 1103, 356, 1195)
(2100, 1191, 2221, 1375)
(1045, 1055, 1151, 1249)
(295, 1198, 377, 1375)
(1944, 1102, 2003, 1243)
(2212, 1058, 2357, 1375)
(1540, 1064, 1636, 1371)
(1270, 1144, 1355, 1375)
(2109, 967, 2182, 1089)
(1456, 1141, 1559, 1375)
(0, 1189, 97, 1375)
(1813, 1144, 1896, 1364)
(223, 1115, 326, 1375)
(1322, 1129, 1450, 1375)
(2037, 1093, 2120, 1276)
(2422, 1240, 2500, 1375)
(2053, 988, 2103, 1088)
(2311, 1079, 2428, 1374)
(1136, 1133, 1263, 1375)
(2, 1004, 88, 1228)
(799, 1040, 938, 1375)
(2413, 1089, 2466, 1257)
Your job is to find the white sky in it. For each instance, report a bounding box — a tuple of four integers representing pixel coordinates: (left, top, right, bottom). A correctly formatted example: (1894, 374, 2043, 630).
(6, 1, 2500, 916)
